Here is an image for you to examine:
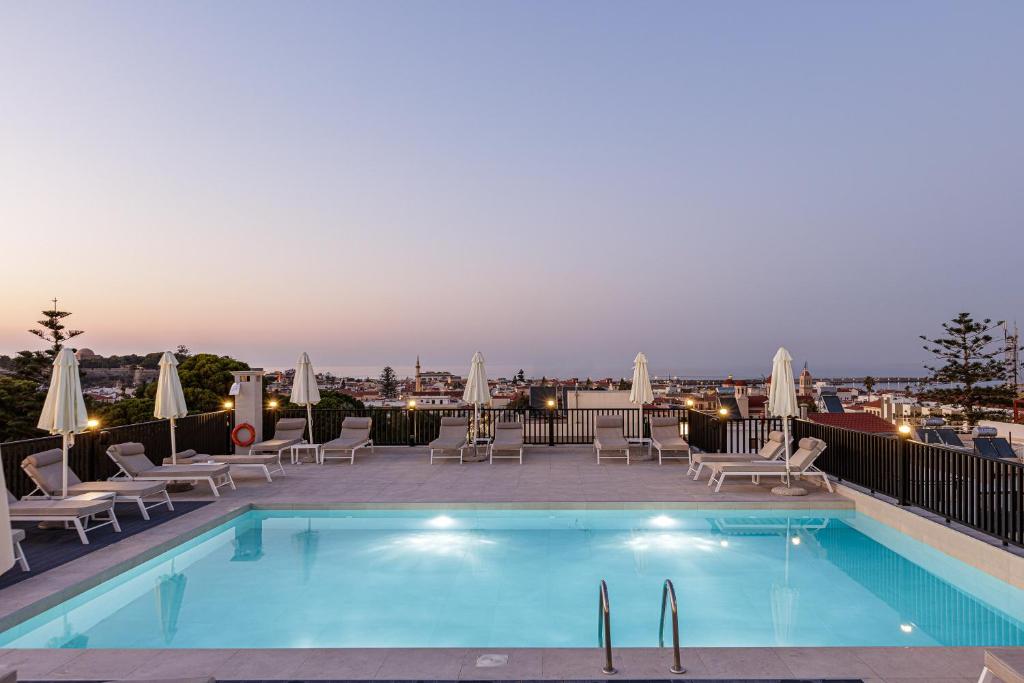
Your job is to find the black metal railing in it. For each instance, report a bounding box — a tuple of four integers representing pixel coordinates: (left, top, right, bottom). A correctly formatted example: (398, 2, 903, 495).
(791, 418, 1024, 547)
(1, 411, 232, 498)
(265, 407, 688, 446)
(685, 410, 783, 454)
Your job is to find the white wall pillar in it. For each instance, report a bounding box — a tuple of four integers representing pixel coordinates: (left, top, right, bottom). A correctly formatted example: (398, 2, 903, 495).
(231, 370, 265, 454)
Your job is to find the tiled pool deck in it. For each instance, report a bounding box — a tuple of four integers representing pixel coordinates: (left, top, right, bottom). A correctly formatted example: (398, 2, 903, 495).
(0, 446, 1012, 681)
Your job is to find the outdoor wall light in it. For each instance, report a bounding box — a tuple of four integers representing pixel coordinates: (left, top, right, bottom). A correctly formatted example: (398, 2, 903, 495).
(718, 407, 729, 417)
(898, 423, 911, 436)
(686, 398, 695, 407)
(268, 400, 279, 409)
(86, 418, 99, 429)
(223, 401, 233, 409)
(546, 399, 556, 408)
(408, 399, 416, 409)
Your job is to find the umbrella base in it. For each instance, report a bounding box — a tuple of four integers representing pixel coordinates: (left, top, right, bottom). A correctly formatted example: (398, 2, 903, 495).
(167, 482, 195, 493)
(771, 483, 808, 496)
(462, 451, 488, 463)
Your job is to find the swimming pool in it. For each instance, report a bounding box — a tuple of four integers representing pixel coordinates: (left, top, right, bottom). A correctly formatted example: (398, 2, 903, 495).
(2, 508, 1022, 648)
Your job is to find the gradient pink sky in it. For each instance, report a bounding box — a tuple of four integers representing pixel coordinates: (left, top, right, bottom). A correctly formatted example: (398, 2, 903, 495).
(2, 2, 1021, 377)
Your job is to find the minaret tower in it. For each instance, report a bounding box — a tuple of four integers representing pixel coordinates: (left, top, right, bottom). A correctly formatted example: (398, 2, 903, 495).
(415, 356, 422, 393)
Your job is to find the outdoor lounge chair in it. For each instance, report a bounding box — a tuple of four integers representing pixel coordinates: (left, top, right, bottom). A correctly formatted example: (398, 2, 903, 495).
(11, 529, 29, 571)
(22, 448, 173, 519)
(687, 430, 787, 480)
(248, 417, 307, 463)
(649, 417, 690, 465)
(706, 436, 831, 493)
(321, 417, 374, 464)
(429, 417, 469, 463)
(594, 415, 631, 464)
(107, 442, 235, 497)
(979, 648, 1024, 683)
(162, 448, 285, 482)
(489, 420, 525, 464)
(5, 489, 121, 545)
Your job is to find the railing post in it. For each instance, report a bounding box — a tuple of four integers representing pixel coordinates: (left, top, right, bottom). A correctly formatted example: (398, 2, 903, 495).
(547, 405, 556, 446)
(897, 428, 909, 506)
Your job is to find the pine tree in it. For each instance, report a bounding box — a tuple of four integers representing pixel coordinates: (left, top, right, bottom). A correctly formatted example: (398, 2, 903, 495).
(29, 298, 83, 358)
(919, 313, 1018, 424)
(379, 366, 399, 399)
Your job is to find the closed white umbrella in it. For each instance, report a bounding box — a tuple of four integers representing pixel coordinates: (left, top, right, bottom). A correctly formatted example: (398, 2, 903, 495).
(0, 458, 14, 573)
(290, 352, 321, 444)
(37, 347, 89, 498)
(462, 351, 490, 442)
(768, 347, 803, 496)
(630, 352, 654, 441)
(155, 351, 189, 465)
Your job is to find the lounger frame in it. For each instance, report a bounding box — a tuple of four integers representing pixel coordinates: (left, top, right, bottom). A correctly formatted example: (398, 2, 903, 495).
(109, 462, 236, 497)
(23, 483, 174, 521)
(11, 505, 122, 545)
(320, 439, 374, 465)
(430, 443, 468, 464)
(707, 459, 834, 493)
(11, 531, 29, 571)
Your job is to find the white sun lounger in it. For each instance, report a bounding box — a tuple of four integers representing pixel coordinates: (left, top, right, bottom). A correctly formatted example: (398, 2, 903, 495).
(489, 421, 525, 464)
(6, 489, 121, 545)
(321, 417, 374, 464)
(688, 430, 787, 480)
(107, 442, 235, 497)
(248, 417, 307, 463)
(594, 415, 631, 464)
(22, 448, 173, 519)
(707, 437, 831, 493)
(649, 416, 690, 464)
(164, 449, 285, 482)
(429, 417, 469, 463)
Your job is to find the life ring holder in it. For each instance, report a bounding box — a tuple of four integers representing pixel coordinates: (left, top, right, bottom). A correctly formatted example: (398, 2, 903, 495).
(231, 423, 256, 448)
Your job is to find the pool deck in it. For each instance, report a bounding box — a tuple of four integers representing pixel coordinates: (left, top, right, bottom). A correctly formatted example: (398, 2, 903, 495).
(0, 445, 1009, 681)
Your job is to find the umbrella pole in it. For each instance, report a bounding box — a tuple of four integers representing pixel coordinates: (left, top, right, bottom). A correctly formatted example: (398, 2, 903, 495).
(306, 403, 314, 445)
(170, 417, 177, 465)
(784, 418, 792, 486)
(62, 433, 69, 499)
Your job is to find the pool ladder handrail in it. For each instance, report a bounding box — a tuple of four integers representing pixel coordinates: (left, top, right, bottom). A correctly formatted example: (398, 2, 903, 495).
(659, 579, 685, 674)
(597, 579, 616, 674)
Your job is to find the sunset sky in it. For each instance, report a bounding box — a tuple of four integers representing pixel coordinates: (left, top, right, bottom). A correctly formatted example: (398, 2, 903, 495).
(1, 1, 1021, 377)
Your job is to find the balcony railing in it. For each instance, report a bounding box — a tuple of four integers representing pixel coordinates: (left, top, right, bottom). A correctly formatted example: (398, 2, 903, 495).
(264, 407, 688, 446)
(1, 411, 232, 498)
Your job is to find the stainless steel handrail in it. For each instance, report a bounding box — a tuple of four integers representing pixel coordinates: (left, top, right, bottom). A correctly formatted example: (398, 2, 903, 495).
(597, 579, 616, 674)
(659, 579, 685, 674)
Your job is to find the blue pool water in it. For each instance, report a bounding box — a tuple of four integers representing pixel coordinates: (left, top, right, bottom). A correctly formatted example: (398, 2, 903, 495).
(2, 508, 1022, 648)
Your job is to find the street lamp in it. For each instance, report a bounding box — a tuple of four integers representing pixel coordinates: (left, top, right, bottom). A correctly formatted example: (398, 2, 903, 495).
(718, 407, 729, 418)
(268, 400, 278, 409)
(407, 399, 416, 447)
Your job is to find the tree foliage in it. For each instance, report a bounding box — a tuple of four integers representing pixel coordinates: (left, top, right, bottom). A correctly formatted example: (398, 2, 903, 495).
(379, 366, 399, 399)
(0, 376, 47, 442)
(29, 299, 83, 359)
(274, 390, 366, 411)
(919, 312, 1018, 423)
(863, 375, 876, 393)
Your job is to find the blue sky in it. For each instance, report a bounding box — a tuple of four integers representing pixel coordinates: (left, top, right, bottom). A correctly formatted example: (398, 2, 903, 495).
(1, 1, 1021, 377)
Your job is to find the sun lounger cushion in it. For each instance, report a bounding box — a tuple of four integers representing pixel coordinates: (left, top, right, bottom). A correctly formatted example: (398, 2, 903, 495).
(492, 422, 524, 448)
(107, 443, 159, 477)
(649, 418, 688, 449)
(251, 418, 307, 452)
(8, 496, 113, 518)
(142, 464, 230, 477)
(693, 431, 785, 464)
(430, 418, 468, 449)
(23, 448, 166, 497)
(323, 417, 373, 451)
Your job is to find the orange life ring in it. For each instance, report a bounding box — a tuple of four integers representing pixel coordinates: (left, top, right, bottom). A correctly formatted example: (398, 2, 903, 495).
(231, 423, 256, 447)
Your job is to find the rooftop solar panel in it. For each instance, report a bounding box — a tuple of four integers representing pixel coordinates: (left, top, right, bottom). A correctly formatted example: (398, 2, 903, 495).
(974, 439, 1000, 459)
(820, 395, 844, 413)
(994, 438, 1018, 460)
(918, 430, 943, 445)
(936, 428, 965, 448)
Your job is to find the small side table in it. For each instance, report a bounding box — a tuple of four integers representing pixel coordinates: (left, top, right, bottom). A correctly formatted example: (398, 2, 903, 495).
(291, 443, 321, 465)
